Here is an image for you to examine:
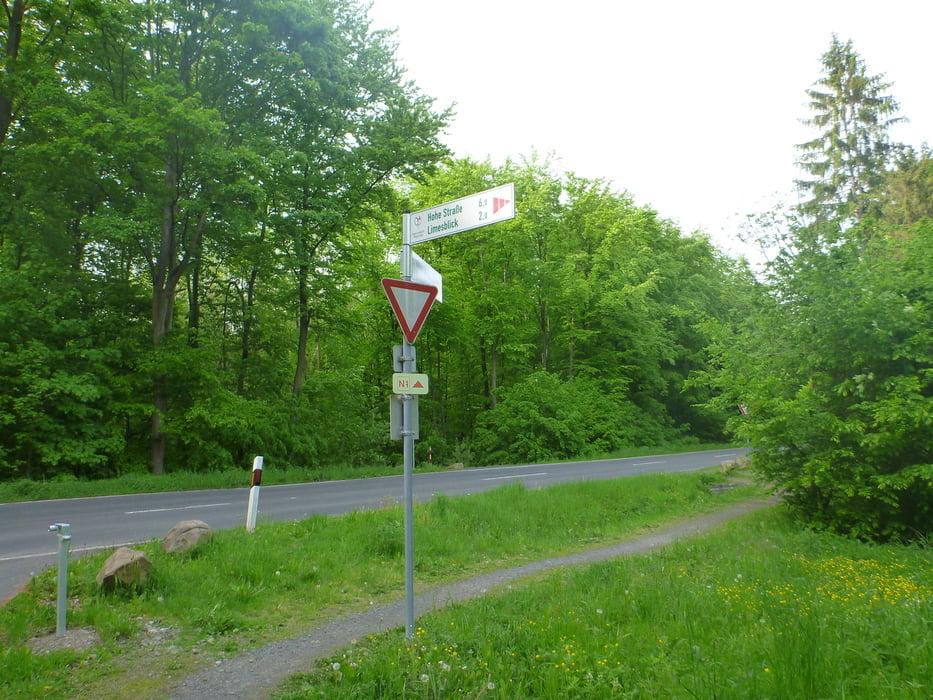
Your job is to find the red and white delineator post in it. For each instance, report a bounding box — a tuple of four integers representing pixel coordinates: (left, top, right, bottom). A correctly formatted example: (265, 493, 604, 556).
(245, 455, 263, 533)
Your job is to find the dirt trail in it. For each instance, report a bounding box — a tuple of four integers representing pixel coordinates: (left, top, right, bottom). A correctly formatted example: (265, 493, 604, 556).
(168, 498, 776, 700)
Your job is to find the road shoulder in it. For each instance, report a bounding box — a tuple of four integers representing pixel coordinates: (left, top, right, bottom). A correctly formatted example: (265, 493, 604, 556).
(168, 498, 777, 700)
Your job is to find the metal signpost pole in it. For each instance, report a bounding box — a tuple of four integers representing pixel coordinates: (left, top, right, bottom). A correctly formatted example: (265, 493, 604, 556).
(400, 212, 416, 639)
(389, 190, 514, 639)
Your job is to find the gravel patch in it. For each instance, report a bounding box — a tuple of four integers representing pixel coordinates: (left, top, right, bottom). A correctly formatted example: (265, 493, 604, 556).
(169, 498, 776, 700)
(27, 627, 102, 654)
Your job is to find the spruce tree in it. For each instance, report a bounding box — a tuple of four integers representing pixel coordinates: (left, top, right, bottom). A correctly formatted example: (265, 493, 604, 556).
(796, 36, 904, 224)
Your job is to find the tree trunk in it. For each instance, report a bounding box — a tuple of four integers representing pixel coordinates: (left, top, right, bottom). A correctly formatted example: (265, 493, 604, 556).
(238, 268, 259, 394)
(292, 263, 310, 396)
(489, 343, 498, 407)
(479, 338, 489, 404)
(150, 284, 174, 476)
(148, 156, 178, 476)
(150, 387, 168, 477)
(147, 155, 205, 475)
(187, 257, 201, 346)
(567, 314, 576, 377)
(538, 299, 550, 370)
(0, 0, 26, 146)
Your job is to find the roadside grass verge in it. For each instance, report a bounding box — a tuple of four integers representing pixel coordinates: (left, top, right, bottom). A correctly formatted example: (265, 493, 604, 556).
(278, 508, 933, 700)
(0, 442, 739, 503)
(1, 468, 756, 698)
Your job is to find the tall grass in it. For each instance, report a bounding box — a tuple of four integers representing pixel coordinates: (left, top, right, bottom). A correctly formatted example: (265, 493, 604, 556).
(277, 509, 932, 699)
(0, 469, 754, 698)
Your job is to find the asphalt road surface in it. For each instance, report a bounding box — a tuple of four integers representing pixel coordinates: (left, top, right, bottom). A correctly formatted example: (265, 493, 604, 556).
(0, 447, 747, 603)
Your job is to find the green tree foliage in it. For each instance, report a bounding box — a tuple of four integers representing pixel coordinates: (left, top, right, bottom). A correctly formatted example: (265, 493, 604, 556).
(713, 225, 933, 541)
(0, 0, 448, 478)
(0, 4, 748, 483)
(406, 159, 741, 465)
(796, 35, 903, 224)
(0, 271, 146, 479)
(711, 38, 932, 541)
(882, 146, 933, 225)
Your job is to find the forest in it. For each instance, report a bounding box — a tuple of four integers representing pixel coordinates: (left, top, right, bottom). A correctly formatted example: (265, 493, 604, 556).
(2, 2, 931, 540)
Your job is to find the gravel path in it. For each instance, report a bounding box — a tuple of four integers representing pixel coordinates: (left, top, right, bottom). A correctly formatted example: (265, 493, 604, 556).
(169, 498, 775, 700)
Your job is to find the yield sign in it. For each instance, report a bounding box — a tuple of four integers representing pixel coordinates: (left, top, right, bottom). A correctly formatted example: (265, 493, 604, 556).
(381, 278, 438, 343)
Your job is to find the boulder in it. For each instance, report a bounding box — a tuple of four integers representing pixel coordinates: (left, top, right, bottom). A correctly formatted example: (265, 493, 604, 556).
(96, 547, 152, 590)
(162, 519, 213, 554)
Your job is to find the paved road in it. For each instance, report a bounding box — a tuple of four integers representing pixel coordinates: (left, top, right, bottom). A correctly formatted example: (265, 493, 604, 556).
(0, 448, 747, 602)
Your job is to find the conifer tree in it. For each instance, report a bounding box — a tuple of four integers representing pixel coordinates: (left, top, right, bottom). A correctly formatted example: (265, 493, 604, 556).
(796, 36, 903, 224)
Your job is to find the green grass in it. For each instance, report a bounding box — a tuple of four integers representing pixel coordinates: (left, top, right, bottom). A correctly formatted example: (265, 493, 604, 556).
(277, 509, 933, 700)
(0, 442, 738, 503)
(4, 462, 929, 699)
(1, 466, 757, 699)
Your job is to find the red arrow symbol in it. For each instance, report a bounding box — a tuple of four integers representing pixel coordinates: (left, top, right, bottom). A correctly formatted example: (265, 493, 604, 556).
(493, 197, 510, 214)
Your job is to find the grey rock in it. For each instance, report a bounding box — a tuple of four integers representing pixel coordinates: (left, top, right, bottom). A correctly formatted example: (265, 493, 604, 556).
(163, 519, 213, 554)
(96, 547, 152, 590)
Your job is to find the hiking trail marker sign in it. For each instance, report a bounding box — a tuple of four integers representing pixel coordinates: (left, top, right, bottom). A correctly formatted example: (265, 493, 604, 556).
(392, 373, 429, 394)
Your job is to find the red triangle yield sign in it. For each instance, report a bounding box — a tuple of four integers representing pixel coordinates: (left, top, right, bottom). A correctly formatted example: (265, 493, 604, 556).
(381, 278, 438, 344)
(493, 196, 510, 214)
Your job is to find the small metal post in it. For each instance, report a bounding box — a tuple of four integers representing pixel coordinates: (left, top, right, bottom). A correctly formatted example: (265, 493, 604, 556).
(48, 523, 71, 636)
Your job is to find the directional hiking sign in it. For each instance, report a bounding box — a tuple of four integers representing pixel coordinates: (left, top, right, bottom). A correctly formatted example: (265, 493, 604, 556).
(407, 183, 515, 244)
(393, 182, 516, 639)
(381, 278, 438, 344)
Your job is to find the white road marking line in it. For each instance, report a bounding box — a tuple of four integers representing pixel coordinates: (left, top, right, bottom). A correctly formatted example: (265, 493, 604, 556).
(482, 472, 548, 481)
(0, 542, 144, 563)
(124, 502, 232, 515)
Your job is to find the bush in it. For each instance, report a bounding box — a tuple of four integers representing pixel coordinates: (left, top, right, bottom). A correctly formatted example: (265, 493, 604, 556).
(471, 371, 673, 465)
(716, 221, 933, 541)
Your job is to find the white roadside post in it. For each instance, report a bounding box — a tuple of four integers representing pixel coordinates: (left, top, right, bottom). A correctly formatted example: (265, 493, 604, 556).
(385, 185, 515, 639)
(246, 455, 263, 533)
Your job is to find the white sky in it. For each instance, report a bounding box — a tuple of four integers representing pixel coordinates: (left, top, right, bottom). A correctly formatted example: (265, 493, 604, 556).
(366, 0, 931, 259)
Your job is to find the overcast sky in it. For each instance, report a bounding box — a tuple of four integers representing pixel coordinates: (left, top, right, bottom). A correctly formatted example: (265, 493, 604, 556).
(367, 0, 931, 258)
